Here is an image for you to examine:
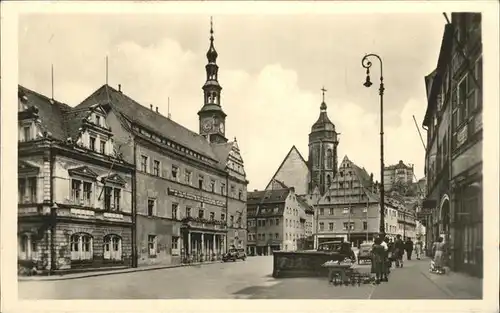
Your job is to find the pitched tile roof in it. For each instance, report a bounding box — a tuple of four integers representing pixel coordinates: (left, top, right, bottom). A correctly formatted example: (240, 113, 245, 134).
(247, 188, 290, 205)
(76, 84, 221, 161)
(211, 142, 233, 167)
(18, 85, 72, 141)
(265, 145, 308, 190)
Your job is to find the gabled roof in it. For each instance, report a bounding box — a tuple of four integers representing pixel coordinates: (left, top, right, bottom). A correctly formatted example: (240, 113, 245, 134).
(247, 188, 291, 205)
(265, 145, 308, 190)
(76, 84, 220, 161)
(296, 195, 314, 214)
(212, 142, 233, 167)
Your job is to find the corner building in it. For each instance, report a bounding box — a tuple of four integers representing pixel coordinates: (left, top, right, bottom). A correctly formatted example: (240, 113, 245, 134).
(76, 21, 248, 266)
(18, 86, 135, 273)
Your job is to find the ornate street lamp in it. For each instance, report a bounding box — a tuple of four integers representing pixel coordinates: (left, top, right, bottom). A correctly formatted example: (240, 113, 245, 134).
(361, 53, 386, 235)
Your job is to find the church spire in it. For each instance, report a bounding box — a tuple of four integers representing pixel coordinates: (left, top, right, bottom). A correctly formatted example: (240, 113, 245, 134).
(320, 86, 327, 111)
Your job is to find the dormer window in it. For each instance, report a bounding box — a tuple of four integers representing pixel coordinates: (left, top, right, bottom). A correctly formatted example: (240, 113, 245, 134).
(100, 140, 106, 154)
(96, 115, 101, 126)
(90, 137, 96, 151)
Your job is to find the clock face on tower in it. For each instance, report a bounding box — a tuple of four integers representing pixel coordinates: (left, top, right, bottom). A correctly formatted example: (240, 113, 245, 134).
(202, 119, 213, 132)
(219, 122, 225, 134)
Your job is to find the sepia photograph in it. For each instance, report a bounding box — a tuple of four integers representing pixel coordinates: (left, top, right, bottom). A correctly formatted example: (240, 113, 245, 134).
(1, 1, 499, 311)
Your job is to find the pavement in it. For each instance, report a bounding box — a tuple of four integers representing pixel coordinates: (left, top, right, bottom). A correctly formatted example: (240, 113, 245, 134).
(18, 255, 482, 299)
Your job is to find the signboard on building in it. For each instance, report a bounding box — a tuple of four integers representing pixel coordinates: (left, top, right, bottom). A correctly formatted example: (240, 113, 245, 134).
(167, 188, 225, 207)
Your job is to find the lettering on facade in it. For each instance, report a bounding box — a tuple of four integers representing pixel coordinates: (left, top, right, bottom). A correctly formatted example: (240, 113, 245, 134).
(167, 188, 225, 207)
(70, 208, 95, 218)
(103, 212, 124, 220)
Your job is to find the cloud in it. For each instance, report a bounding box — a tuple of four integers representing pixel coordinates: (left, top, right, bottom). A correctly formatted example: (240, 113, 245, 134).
(19, 14, 440, 191)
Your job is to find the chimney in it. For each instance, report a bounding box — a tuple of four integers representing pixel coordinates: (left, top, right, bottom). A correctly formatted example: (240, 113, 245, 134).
(150, 104, 153, 111)
(118, 84, 121, 92)
(156, 106, 159, 113)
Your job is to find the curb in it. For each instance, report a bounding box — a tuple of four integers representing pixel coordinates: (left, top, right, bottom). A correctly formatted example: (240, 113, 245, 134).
(19, 260, 224, 282)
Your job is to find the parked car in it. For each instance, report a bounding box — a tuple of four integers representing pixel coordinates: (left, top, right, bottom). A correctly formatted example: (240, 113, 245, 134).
(222, 248, 246, 262)
(357, 243, 373, 264)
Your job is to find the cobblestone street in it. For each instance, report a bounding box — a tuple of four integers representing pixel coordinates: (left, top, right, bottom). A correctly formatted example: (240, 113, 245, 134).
(18, 256, 481, 299)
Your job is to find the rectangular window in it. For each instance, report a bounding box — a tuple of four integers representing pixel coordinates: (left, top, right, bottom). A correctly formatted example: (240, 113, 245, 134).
(104, 187, 112, 210)
(185, 170, 192, 185)
(83, 182, 92, 206)
(113, 188, 121, 210)
(319, 222, 324, 231)
(238, 190, 242, 200)
(343, 222, 355, 230)
(230, 215, 234, 226)
(148, 235, 157, 257)
(147, 199, 155, 216)
(209, 212, 215, 221)
(220, 183, 226, 195)
(275, 233, 279, 239)
(18, 178, 26, 203)
(186, 207, 192, 218)
(329, 208, 334, 215)
(230, 185, 235, 196)
(140, 155, 148, 172)
(221, 213, 225, 221)
(23, 126, 30, 141)
(198, 176, 204, 189)
(90, 137, 96, 151)
(153, 160, 160, 176)
(198, 209, 204, 219)
(275, 218, 280, 226)
(363, 221, 368, 230)
(458, 76, 468, 125)
(71, 179, 82, 202)
(95, 115, 101, 126)
(343, 207, 350, 215)
(210, 180, 215, 192)
(329, 222, 334, 231)
(172, 236, 179, 251)
(171, 165, 178, 180)
(319, 208, 324, 215)
(27, 177, 37, 203)
(172, 203, 178, 220)
(100, 140, 106, 154)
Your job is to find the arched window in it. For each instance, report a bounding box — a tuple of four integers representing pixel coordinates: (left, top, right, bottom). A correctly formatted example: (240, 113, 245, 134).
(212, 92, 218, 104)
(327, 175, 332, 187)
(326, 149, 333, 169)
(70, 233, 93, 260)
(315, 146, 320, 166)
(104, 234, 122, 260)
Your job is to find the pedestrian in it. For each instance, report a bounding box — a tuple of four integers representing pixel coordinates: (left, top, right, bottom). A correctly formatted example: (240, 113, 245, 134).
(415, 237, 423, 260)
(381, 235, 390, 281)
(370, 237, 386, 284)
(393, 234, 405, 268)
(405, 237, 414, 260)
(432, 236, 446, 274)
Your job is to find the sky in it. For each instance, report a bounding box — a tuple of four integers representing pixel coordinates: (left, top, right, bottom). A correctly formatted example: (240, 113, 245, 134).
(19, 13, 446, 191)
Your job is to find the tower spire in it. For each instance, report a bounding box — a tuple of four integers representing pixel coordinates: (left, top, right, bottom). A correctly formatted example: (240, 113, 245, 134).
(206, 16, 218, 63)
(320, 86, 327, 111)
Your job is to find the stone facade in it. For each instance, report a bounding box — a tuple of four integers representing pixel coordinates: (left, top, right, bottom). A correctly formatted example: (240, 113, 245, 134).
(18, 88, 135, 273)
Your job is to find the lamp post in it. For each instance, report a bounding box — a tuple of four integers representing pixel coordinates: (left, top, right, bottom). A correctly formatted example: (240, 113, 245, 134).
(361, 53, 385, 235)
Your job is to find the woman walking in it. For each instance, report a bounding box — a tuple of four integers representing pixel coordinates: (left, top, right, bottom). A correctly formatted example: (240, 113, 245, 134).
(370, 237, 386, 284)
(432, 237, 446, 274)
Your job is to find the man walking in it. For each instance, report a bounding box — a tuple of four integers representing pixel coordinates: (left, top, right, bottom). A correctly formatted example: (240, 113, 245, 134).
(405, 237, 414, 260)
(393, 235, 405, 268)
(415, 237, 423, 260)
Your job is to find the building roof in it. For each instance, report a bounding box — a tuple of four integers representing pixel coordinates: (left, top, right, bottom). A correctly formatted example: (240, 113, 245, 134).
(310, 101, 335, 133)
(385, 160, 413, 170)
(247, 188, 291, 205)
(18, 85, 72, 141)
(18, 85, 104, 143)
(76, 84, 221, 161)
(264, 145, 308, 190)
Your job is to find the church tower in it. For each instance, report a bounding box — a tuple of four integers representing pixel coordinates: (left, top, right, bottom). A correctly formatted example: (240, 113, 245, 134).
(308, 87, 339, 195)
(198, 17, 228, 144)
